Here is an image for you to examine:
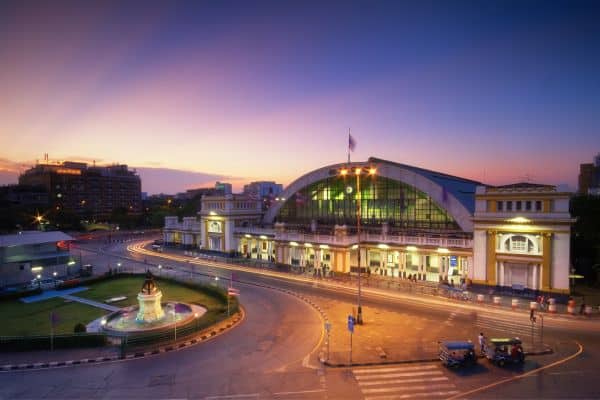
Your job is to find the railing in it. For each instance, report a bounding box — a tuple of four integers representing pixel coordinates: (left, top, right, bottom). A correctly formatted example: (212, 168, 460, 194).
(274, 232, 472, 249)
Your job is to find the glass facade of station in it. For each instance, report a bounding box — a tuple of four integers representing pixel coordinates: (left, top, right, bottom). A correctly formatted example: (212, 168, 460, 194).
(276, 175, 460, 232)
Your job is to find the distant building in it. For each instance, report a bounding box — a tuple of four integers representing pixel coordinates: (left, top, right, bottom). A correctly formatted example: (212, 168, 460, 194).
(215, 181, 232, 195)
(0, 184, 49, 206)
(18, 161, 142, 219)
(243, 181, 283, 199)
(163, 194, 263, 252)
(0, 231, 75, 287)
(578, 153, 600, 195)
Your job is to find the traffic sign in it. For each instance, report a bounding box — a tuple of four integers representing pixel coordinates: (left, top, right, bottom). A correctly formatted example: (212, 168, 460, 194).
(347, 315, 354, 333)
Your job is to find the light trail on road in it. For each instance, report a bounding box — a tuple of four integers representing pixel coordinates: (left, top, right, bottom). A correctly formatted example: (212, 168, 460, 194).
(126, 241, 600, 335)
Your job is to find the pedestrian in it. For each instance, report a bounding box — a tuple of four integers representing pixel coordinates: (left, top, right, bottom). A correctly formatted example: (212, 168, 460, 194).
(580, 303, 586, 315)
(478, 332, 485, 354)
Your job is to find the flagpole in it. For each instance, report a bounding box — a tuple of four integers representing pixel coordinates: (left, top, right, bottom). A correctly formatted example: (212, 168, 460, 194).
(347, 128, 351, 164)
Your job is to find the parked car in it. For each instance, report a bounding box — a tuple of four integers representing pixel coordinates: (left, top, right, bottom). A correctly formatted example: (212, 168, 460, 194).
(27, 278, 64, 290)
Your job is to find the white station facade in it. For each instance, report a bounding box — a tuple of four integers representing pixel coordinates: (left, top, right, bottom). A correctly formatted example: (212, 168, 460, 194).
(164, 157, 573, 294)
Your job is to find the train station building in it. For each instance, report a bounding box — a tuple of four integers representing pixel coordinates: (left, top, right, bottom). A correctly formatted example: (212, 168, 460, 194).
(163, 157, 573, 294)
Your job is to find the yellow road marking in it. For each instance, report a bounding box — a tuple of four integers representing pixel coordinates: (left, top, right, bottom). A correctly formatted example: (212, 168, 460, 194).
(446, 341, 584, 400)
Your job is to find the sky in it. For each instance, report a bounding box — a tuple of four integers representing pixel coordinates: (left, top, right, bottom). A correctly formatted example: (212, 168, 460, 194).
(1, 0, 599, 194)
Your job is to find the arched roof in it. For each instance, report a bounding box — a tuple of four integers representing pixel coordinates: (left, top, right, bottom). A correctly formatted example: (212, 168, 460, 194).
(263, 157, 481, 232)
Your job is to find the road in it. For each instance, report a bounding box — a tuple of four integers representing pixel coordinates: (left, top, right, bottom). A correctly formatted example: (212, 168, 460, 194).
(1, 237, 598, 399)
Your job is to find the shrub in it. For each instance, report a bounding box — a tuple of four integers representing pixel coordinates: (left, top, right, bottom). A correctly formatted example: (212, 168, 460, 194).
(73, 323, 87, 333)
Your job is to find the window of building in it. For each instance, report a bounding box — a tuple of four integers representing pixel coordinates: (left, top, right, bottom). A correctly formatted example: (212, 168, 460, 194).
(506, 201, 513, 211)
(516, 201, 522, 211)
(510, 236, 527, 252)
(497, 201, 503, 211)
(535, 201, 542, 211)
(525, 201, 532, 211)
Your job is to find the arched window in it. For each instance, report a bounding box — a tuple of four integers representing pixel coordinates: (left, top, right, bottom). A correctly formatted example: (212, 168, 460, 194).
(503, 235, 536, 253)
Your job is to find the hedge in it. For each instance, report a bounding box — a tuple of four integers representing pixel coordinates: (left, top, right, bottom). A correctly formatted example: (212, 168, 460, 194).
(0, 333, 106, 352)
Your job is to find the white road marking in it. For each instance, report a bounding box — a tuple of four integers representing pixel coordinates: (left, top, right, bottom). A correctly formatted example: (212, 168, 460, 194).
(354, 370, 443, 380)
(357, 376, 448, 386)
(353, 364, 437, 374)
(364, 390, 460, 400)
(273, 389, 326, 395)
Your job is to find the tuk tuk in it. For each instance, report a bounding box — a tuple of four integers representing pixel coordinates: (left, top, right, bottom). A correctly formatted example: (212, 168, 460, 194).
(484, 338, 525, 366)
(439, 341, 477, 367)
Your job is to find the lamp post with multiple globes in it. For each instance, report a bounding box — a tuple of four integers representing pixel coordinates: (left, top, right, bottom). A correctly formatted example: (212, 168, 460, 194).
(340, 165, 376, 325)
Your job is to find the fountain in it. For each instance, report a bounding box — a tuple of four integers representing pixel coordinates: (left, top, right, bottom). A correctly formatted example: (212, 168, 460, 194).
(97, 271, 206, 335)
(136, 271, 165, 322)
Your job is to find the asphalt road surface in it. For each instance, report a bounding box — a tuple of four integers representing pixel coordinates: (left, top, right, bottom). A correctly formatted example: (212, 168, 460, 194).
(1, 237, 597, 399)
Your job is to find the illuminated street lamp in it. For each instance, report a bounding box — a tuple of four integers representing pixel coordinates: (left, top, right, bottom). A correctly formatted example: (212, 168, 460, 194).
(341, 164, 376, 325)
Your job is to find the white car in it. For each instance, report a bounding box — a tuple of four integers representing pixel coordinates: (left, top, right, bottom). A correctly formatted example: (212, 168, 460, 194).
(27, 278, 64, 290)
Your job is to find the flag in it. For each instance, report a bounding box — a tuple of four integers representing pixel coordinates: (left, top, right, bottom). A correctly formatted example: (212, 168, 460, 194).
(228, 287, 240, 297)
(348, 133, 356, 152)
(50, 311, 60, 328)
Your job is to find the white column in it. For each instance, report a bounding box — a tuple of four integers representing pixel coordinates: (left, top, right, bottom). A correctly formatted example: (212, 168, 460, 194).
(532, 264, 538, 290)
(499, 262, 504, 286)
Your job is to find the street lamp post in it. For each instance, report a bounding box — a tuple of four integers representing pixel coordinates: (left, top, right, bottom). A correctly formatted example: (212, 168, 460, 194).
(355, 167, 363, 325)
(341, 165, 376, 325)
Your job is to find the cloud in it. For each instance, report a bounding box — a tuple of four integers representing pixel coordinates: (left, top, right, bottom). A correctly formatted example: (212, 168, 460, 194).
(133, 166, 247, 195)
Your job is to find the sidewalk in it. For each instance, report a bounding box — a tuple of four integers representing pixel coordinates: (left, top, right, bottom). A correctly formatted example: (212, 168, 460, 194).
(315, 298, 552, 368)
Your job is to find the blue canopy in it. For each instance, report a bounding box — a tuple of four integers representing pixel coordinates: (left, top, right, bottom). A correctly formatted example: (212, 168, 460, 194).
(441, 341, 474, 350)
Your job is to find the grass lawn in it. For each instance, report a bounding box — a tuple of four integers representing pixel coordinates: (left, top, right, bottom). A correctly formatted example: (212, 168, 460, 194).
(0, 298, 106, 336)
(77, 276, 224, 310)
(0, 276, 228, 337)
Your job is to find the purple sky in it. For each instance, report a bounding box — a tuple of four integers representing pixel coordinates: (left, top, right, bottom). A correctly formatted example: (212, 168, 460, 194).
(1, 1, 599, 193)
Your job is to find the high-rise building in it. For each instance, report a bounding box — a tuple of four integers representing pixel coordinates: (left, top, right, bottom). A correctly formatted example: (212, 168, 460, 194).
(19, 161, 141, 219)
(578, 153, 600, 195)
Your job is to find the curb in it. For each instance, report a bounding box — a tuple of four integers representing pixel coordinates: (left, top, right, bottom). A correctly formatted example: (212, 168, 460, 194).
(0, 310, 244, 373)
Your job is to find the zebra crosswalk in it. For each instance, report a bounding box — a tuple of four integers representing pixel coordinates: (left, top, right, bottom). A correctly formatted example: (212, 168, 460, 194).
(476, 314, 539, 339)
(352, 364, 459, 400)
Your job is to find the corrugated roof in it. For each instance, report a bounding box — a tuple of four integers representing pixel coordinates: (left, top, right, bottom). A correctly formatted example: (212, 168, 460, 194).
(0, 231, 74, 248)
(368, 157, 483, 213)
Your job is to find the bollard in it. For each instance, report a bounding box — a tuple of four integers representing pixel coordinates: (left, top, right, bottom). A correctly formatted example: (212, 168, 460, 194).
(511, 298, 519, 310)
(477, 294, 485, 303)
(548, 304, 557, 313)
(493, 296, 502, 305)
(584, 306, 592, 317)
(567, 299, 576, 315)
(530, 301, 538, 310)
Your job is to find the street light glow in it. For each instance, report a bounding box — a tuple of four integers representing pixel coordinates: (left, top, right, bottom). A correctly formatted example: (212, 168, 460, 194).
(355, 167, 362, 175)
(340, 168, 348, 176)
(368, 167, 377, 175)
